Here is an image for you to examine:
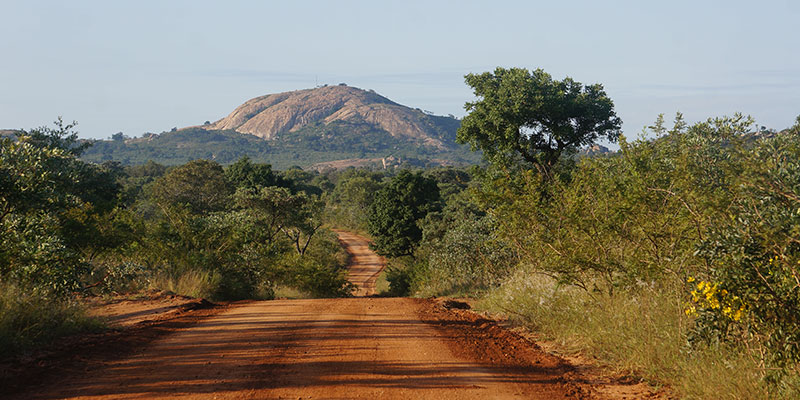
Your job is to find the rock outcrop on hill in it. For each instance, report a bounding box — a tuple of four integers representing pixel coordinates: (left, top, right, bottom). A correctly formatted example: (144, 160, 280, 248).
(205, 85, 458, 149)
(0, 129, 20, 137)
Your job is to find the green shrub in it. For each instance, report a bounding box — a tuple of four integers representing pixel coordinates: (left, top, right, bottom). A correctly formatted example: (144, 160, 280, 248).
(0, 212, 88, 293)
(697, 134, 800, 371)
(367, 170, 441, 257)
(384, 260, 414, 297)
(279, 229, 353, 297)
(282, 255, 352, 297)
(417, 215, 515, 296)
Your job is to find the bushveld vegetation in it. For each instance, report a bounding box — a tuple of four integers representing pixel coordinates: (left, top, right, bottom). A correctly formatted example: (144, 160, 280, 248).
(0, 124, 352, 357)
(356, 69, 800, 398)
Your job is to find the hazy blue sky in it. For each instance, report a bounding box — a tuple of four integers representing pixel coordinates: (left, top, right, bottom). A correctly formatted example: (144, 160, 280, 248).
(1, 0, 798, 140)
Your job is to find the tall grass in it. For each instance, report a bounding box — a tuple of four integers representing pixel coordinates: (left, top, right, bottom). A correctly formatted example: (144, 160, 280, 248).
(482, 268, 796, 399)
(0, 282, 103, 358)
(146, 269, 223, 300)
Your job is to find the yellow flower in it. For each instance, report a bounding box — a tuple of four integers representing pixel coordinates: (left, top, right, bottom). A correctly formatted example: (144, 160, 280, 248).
(709, 298, 720, 309)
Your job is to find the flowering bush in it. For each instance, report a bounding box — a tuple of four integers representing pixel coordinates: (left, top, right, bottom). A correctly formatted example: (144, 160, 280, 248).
(698, 134, 800, 368)
(685, 278, 747, 322)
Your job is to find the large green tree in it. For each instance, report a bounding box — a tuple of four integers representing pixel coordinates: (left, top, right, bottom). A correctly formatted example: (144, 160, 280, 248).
(151, 160, 231, 214)
(225, 156, 282, 189)
(367, 170, 441, 257)
(457, 67, 622, 174)
(234, 185, 308, 247)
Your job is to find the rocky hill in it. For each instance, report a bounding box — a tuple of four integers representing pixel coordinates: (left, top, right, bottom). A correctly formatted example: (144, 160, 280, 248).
(205, 84, 459, 150)
(81, 86, 480, 169)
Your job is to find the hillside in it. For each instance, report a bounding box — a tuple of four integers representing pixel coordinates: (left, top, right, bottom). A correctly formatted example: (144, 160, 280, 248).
(81, 86, 481, 169)
(208, 84, 459, 150)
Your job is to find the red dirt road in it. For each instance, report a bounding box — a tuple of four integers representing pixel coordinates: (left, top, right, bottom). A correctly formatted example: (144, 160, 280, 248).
(334, 229, 385, 296)
(14, 231, 589, 399)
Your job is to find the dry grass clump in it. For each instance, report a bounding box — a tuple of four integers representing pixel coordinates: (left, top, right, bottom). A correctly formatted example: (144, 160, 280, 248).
(0, 282, 103, 357)
(146, 269, 222, 300)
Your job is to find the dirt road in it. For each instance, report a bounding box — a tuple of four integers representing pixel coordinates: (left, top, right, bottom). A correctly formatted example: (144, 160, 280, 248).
(16, 231, 588, 400)
(334, 229, 385, 296)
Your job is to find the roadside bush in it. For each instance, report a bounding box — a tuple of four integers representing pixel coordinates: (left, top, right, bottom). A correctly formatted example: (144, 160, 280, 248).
(282, 255, 352, 297)
(0, 122, 122, 357)
(383, 259, 416, 297)
(0, 212, 88, 293)
(697, 134, 800, 373)
(416, 215, 515, 296)
(0, 136, 91, 294)
(279, 228, 353, 297)
(129, 208, 279, 300)
(488, 115, 748, 295)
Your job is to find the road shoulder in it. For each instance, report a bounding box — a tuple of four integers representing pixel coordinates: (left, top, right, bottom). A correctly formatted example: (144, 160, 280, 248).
(0, 293, 225, 398)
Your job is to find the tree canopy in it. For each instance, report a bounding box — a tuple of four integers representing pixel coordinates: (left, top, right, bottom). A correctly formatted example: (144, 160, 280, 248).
(151, 160, 231, 214)
(23, 117, 91, 156)
(367, 170, 441, 257)
(457, 67, 622, 174)
(225, 156, 282, 189)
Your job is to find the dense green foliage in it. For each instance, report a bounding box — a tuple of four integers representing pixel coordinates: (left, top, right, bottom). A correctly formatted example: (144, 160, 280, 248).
(698, 133, 800, 368)
(1, 121, 122, 355)
(112, 158, 350, 300)
(225, 156, 287, 189)
(1, 123, 355, 355)
(324, 169, 384, 232)
(367, 170, 441, 257)
(457, 67, 621, 174)
(1, 120, 120, 294)
(151, 160, 232, 214)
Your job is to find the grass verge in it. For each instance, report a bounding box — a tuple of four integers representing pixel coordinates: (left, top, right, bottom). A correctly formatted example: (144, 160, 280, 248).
(147, 269, 222, 300)
(272, 285, 313, 299)
(481, 269, 798, 399)
(0, 283, 103, 358)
